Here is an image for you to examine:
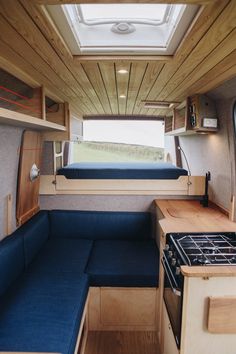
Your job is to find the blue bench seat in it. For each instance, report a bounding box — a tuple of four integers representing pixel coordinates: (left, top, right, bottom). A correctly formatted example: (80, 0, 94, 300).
(0, 209, 159, 354)
(0, 272, 89, 354)
(86, 239, 159, 287)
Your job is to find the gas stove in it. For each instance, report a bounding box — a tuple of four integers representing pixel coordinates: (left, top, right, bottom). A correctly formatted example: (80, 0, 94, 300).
(166, 232, 236, 267)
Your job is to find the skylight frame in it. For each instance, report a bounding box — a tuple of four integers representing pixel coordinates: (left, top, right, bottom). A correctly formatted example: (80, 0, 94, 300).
(47, 3, 199, 55)
(75, 4, 172, 26)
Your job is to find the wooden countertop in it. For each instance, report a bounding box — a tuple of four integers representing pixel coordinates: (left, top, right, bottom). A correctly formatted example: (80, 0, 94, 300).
(155, 200, 236, 277)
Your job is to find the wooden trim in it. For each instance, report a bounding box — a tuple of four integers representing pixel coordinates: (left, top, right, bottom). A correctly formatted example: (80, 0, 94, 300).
(181, 265, 236, 277)
(6, 194, 12, 236)
(74, 293, 89, 354)
(83, 115, 164, 120)
(208, 296, 236, 333)
(33, 0, 210, 4)
(39, 175, 205, 196)
(74, 55, 172, 62)
(17, 206, 40, 226)
(0, 107, 67, 131)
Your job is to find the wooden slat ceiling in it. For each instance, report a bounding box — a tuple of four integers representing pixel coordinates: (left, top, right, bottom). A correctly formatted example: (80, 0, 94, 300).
(0, 0, 235, 118)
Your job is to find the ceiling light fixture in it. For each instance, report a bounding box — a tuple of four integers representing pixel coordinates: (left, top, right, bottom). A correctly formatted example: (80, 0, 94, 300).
(142, 100, 179, 109)
(117, 69, 129, 74)
(119, 94, 126, 98)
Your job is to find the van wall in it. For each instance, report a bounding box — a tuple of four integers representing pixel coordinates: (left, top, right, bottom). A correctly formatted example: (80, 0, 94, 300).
(178, 99, 235, 211)
(0, 125, 23, 240)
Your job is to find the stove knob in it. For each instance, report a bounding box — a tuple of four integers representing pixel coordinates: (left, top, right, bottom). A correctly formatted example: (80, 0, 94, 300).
(171, 258, 176, 266)
(165, 244, 170, 251)
(175, 267, 181, 275)
(168, 250, 173, 258)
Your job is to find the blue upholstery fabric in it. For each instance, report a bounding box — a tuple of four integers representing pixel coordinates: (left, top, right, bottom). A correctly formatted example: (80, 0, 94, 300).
(57, 162, 188, 180)
(86, 240, 159, 287)
(11, 211, 49, 267)
(0, 233, 24, 297)
(49, 210, 152, 240)
(28, 238, 93, 275)
(0, 272, 89, 354)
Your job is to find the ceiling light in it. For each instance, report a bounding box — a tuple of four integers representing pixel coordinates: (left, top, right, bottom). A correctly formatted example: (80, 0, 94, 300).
(117, 69, 129, 74)
(119, 94, 126, 98)
(142, 101, 179, 109)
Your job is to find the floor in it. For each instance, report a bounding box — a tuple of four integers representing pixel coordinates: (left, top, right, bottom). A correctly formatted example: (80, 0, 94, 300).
(84, 331, 160, 354)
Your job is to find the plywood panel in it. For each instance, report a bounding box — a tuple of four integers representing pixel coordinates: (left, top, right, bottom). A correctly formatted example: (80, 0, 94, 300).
(208, 297, 236, 333)
(16, 130, 42, 225)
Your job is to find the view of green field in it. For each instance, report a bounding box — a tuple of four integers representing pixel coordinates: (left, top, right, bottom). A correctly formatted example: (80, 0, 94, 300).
(72, 141, 164, 163)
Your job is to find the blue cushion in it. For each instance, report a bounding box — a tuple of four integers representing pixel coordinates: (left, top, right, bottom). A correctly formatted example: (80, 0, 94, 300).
(49, 210, 152, 240)
(57, 162, 188, 179)
(28, 238, 93, 275)
(0, 271, 89, 354)
(86, 240, 159, 287)
(12, 211, 49, 267)
(0, 233, 25, 297)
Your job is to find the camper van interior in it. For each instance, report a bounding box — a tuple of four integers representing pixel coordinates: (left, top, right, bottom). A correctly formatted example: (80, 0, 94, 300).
(0, 0, 236, 353)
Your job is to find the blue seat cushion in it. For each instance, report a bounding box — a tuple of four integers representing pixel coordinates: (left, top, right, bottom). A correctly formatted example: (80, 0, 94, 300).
(86, 240, 159, 287)
(49, 210, 152, 240)
(0, 233, 24, 297)
(11, 210, 50, 267)
(28, 238, 93, 275)
(0, 271, 89, 354)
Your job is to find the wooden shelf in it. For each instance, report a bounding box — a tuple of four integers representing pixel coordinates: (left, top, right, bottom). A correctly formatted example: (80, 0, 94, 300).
(0, 107, 67, 131)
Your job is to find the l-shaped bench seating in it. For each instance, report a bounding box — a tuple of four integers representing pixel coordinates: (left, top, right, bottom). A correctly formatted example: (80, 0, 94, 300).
(0, 210, 159, 354)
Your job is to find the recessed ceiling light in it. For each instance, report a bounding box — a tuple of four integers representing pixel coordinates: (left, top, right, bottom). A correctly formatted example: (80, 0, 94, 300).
(119, 94, 126, 98)
(117, 69, 129, 74)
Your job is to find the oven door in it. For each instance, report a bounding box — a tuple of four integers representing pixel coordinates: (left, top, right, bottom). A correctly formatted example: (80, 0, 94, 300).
(162, 252, 183, 349)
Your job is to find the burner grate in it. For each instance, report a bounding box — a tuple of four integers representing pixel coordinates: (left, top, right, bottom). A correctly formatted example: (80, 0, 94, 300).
(175, 234, 236, 266)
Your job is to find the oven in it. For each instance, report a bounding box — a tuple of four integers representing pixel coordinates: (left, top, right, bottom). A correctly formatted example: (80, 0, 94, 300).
(161, 250, 184, 349)
(161, 231, 236, 349)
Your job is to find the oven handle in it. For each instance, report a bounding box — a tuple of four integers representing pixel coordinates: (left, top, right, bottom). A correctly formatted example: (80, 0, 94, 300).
(161, 257, 181, 297)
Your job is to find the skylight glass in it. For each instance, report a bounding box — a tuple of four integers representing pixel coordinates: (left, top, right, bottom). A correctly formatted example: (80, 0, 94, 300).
(79, 4, 168, 22)
(47, 3, 199, 55)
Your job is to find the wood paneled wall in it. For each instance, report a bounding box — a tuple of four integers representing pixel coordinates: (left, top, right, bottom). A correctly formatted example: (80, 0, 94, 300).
(0, 0, 235, 117)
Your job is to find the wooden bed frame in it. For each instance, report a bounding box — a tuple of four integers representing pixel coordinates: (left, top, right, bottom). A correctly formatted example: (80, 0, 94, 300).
(39, 175, 205, 196)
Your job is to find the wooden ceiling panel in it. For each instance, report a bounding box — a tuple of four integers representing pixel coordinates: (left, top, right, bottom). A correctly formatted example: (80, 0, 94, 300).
(126, 62, 148, 115)
(115, 62, 131, 115)
(99, 62, 118, 115)
(82, 62, 113, 114)
(154, 0, 236, 103)
(0, 0, 235, 118)
(132, 62, 165, 115)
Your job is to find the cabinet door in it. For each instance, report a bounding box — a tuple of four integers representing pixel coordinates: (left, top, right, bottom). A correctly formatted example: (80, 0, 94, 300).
(163, 303, 179, 354)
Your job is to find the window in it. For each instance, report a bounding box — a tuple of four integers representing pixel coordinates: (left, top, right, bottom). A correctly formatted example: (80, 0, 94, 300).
(70, 120, 165, 163)
(47, 3, 199, 55)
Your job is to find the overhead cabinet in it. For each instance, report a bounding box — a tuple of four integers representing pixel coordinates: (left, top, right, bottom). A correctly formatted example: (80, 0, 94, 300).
(165, 94, 218, 136)
(0, 68, 81, 141)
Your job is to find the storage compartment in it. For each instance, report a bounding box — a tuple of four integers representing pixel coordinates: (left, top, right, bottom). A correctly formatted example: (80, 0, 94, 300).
(88, 287, 158, 331)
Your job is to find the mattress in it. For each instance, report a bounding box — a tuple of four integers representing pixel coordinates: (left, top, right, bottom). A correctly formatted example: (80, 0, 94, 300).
(57, 162, 188, 180)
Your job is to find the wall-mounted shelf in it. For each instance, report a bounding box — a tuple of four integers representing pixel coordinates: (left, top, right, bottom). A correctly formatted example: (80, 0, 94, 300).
(165, 94, 218, 136)
(0, 107, 67, 131)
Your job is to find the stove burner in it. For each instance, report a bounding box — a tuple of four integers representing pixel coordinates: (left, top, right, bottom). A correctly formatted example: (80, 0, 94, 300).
(193, 255, 211, 265)
(172, 233, 236, 266)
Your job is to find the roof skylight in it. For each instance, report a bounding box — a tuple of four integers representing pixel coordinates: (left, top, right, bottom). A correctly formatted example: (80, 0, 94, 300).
(47, 3, 199, 55)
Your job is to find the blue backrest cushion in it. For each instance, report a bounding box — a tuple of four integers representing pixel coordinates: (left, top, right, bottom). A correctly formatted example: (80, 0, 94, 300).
(0, 233, 24, 296)
(49, 210, 152, 240)
(13, 211, 50, 267)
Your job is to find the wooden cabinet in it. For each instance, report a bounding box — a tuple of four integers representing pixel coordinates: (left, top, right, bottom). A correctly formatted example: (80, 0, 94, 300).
(165, 94, 218, 136)
(88, 287, 158, 331)
(162, 303, 179, 354)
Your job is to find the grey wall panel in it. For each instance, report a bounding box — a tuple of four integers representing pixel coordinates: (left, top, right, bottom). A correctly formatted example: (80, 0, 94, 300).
(179, 99, 234, 211)
(0, 125, 23, 240)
